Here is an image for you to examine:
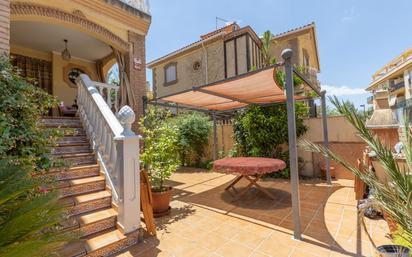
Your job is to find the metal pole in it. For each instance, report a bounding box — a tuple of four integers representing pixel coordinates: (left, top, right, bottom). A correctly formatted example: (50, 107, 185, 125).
(212, 112, 218, 160)
(321, 91, 331, 184)
(282, 49, 301, 240)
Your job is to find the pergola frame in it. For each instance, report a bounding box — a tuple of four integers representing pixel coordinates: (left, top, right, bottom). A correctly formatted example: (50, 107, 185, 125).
(144, 49, 331, 240)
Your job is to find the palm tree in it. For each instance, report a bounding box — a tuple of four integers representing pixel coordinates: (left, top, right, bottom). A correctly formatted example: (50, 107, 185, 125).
(300, 96, 412, 245)
(0, 160, 74, 257)
(261, 30, 277, 66)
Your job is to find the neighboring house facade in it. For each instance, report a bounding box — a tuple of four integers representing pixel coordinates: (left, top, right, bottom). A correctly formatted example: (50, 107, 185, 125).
(148, 22, 321, 98)
(365, 47, 412, 148)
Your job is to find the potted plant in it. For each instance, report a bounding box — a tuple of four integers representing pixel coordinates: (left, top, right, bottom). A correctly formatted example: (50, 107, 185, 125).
(300, 97, 412, 255)
(140, 108, 180, 217)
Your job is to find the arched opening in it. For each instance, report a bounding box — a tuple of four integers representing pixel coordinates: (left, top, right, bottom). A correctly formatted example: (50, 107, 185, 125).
(9, 19, 124, 116)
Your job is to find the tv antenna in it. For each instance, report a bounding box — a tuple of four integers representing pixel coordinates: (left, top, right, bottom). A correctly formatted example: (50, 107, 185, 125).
(216, 17, 231, 29)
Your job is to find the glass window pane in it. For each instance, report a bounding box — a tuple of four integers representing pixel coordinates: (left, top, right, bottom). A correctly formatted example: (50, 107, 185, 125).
(166, 65, 176, 83)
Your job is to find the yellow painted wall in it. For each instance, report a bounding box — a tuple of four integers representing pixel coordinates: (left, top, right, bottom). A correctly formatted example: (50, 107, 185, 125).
(52, 52, 98, 106)
(11, 0, 149, 41)
(11, 45, 98, 107)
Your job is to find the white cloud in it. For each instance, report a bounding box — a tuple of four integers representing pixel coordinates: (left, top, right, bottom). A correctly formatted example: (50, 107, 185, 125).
(321, 84, 367, 96)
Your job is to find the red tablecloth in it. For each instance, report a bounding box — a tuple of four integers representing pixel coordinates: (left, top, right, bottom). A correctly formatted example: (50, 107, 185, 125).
(213, 157, 286, 176)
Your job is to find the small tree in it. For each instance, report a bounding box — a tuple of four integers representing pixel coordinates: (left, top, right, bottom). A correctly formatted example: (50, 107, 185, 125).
(173, 112, 212, 166)
(140, 107, 180, 191)
(300, 96, 412, 245)
(232, 104, 308, 178)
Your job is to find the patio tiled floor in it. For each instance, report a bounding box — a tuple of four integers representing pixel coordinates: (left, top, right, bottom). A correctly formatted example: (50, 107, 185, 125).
(115, 168, 391, 257)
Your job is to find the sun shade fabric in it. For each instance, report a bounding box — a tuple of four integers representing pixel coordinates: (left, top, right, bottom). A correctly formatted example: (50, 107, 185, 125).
(160, 67, 307, 111)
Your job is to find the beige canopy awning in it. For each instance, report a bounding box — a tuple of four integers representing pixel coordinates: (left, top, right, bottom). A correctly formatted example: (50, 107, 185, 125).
(158, 66, 309, 111)
(147, 50, 329, 241)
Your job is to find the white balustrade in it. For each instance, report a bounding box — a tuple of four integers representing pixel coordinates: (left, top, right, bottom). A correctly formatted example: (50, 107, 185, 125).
(94, 81, 120, 114)
(76, 74, 140, 234)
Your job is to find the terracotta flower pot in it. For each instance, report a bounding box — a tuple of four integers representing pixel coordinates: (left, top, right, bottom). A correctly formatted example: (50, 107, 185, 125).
(321, 166, 336, 180)
(151, 187, 172, 217)
(383, 212, 398, 234)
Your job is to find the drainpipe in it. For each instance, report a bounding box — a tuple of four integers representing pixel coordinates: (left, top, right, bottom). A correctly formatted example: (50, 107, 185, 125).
(201, 41, 209, 84)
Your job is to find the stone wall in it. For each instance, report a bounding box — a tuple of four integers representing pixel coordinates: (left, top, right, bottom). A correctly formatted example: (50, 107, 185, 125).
(0, 0, 9, 55)
(153, 40, 224, 98)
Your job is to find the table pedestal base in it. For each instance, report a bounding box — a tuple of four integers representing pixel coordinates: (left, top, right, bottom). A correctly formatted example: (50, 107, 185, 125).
(225, 174, 276, 200)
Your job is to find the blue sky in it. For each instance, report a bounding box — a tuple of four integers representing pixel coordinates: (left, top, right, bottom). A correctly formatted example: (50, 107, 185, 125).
(146, 0, 412, 108)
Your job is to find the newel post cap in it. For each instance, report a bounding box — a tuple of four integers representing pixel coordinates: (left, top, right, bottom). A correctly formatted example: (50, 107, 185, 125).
(281, 48, 293, 60)
(118, 105, 135, 136)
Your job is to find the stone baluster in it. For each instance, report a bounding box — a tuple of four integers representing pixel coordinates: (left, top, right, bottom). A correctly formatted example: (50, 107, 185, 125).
(76, 74, 140, 234)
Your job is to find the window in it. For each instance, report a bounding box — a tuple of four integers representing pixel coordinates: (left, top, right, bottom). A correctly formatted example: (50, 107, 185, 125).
(164, 62, 177, 86)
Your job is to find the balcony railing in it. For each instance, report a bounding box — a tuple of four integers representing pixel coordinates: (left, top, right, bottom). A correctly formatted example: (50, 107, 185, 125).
(390, 81, 405, 92)
(119, 0, 150, 14)
(367, 95, 373, 104)
(301, 66, 321, 89)
(372, 48, 412, 81)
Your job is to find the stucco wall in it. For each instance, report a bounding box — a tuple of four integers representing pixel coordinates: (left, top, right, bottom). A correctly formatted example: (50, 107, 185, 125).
(154, 40, 224, 98)
(269, 38, 300, 66)
(0, 0, 9, 55)
(300, 115, 364, 179)
(52, 52, 99, 107)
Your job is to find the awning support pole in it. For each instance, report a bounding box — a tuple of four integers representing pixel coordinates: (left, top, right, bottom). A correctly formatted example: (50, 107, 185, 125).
(282, 49, 302, 240)
(212, 112, 218, 160)
(320, 91, 331, 184)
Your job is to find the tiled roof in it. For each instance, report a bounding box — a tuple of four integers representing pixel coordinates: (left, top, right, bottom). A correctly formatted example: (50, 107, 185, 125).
(147, 24, 238, 67)
(272, 22, 315, 38)
(147, 22, 317, 68)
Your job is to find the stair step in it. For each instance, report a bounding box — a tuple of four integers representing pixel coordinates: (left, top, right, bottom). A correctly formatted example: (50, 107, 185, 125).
(50, 164, 100, 180)
(54, 152, 96, 167)
(62, 191, 112, 216)
(59, 128, 86, 136)
(42, 119, 83, 128)
(62, 208, 117, 237)
(59, 228, 141, 257)
(57, 136, 88, 145)
(59, 176, 106, 197)
(42, 116, 80, 120)
(53, 145, 92, 155)
(59, 241, 86, 257)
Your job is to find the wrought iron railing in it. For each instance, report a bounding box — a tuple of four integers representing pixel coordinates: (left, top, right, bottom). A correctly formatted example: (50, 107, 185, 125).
(390, 81, 405, 92)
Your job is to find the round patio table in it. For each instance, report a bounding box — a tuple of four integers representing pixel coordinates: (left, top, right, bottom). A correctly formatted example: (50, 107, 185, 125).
(213, 157, 286, 200)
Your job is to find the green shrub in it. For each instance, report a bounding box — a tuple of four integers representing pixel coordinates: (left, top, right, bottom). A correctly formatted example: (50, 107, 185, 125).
(0, 57, 73, 257)
(140, 107, 180, 191)
(232, 104, 307, 178)
(0, 57, 60, 170)
(173, 112, 212, 167)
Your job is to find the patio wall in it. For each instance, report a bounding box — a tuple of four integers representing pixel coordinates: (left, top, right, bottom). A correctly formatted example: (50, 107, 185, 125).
(206, 115, 364, 179)
(300, 115, 364, 179)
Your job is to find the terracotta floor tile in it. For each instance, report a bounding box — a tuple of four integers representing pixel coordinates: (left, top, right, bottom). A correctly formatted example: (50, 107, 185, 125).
(215, 241, 255, 257)
(197, 233, 230, 251)
(231, 230, 267, 249)
(113, 173, 391, 257)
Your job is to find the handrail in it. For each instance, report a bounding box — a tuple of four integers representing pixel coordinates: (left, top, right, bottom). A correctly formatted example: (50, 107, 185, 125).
(76, 74, 140, 234)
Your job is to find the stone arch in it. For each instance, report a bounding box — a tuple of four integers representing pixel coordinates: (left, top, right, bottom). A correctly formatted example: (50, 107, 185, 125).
(10, 2, 130, 52)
